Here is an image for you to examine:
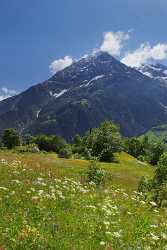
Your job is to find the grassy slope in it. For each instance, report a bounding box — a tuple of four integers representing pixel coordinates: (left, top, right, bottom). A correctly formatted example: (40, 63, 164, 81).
(0, 150, 154, 190)
(1, 151, 165, 250)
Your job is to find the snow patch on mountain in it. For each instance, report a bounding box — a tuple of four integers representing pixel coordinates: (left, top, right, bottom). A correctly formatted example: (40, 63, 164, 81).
(53, 89, 68, 98)
(137, 64, 167, 83)
(160, 102, 167, 111)
(143, 72, 153, 78)
(36, 109, 41, 118)
(85, 75, 105, 86)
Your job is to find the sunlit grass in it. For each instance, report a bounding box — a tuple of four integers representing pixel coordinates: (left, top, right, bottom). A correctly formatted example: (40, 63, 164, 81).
(0, 150, 164, 250)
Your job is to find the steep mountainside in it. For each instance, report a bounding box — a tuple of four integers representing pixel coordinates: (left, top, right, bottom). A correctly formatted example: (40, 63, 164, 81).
(1, 52, 167, 140)
(137, 64, 167, 83)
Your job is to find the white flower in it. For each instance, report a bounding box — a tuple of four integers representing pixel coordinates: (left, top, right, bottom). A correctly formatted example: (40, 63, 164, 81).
(103, 221, 110, 226)
(85, 205, 96, 210)
(150, 224, 157, 228)
(12, 179, 22, 185)
(153, 209, 159, 213)
(100, 241, 105, 246)
(161, 233, 167, 239)
(0, 186, 8, 191)
(150, 233, 159, 241)
(127, 211, 132, 215)
(38, 190, 44, 195)
(150, 201, 157, 207)
(113, 231, 121, 238)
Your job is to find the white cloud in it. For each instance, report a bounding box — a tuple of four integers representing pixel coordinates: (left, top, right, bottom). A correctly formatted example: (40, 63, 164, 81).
(49, 56, 73, 74)
(0, 87, 17, 101)
(121, 42, 167, 67)
(100, 31, 130, 56)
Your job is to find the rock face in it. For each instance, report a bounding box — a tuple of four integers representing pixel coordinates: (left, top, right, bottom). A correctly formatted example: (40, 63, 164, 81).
(1, 52, 167, 140)
(137, 64, 167, 83)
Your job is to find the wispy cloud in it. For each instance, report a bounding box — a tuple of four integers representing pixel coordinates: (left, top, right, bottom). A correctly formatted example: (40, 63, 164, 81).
(0, 87, 17, 101)
(49, 31, 167, 73)
(49, 56, 73, 74)
(121, 42, 167, 67)
(100, 31, 130, 56)
(49, 31, 130, 75)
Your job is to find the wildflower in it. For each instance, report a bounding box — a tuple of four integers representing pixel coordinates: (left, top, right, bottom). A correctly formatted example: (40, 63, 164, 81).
(38, 190, 44, 195)
(31, 196, 39, 202)
(85, 205, 96, 210)
(161, 233, 167, 239)
(150, 232, 159, 241)
(12, 179, 22, 185)
(150, 224, 157, 228)
(0, 187, 8, 191)
(127, 211, 132, 215)
(100, 241, 105, 246)
(150, 201, 157, 207)
(103, 221, 110, 226)
(0, 159, 7, 164)
(153, 209, 159, 213)
(113, 231, 121, 238)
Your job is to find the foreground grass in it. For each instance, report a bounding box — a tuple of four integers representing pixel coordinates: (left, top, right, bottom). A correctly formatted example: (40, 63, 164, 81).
(0, 151, 166, 249)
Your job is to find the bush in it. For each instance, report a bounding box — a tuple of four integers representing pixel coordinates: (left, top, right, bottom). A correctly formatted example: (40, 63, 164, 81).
(86, 161, 112, 187)
(124, 137, 145, 158)
(2, 128, 20, 149)
(58, 145, 72, 159)
(154, 152, 167, 186)
(154, 183, 167, 207)
(149, 142, 165, 166)
(140, 153, 167, 207)
(35, 135, 66, 153)
(124, 136, 166, 166)
(83, 120, 122, 162)
(138, 176, 152, 199)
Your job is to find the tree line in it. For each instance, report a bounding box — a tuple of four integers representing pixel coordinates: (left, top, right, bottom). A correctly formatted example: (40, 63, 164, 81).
(0, 121, 166, 165)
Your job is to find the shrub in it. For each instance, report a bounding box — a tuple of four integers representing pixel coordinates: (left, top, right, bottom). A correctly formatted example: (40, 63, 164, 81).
(58, 145, 72, 159)
(124, 136, 165, 166)
(2, 128, 20, 149)
(155, 183, 167, 207)
(35, 135, 66, 153)
(124, 137, 145, 158)
(154, 152, 167, 186)
(84, 120, 122, 162)
(141, 153, 167, 206)
(86, 161, 112, 187)
(138, 176, 152, 198)
(149, 142, 165, 166)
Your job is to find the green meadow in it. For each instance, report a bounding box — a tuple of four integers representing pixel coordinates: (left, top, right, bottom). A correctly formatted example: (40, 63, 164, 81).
(0, 150, 167, 250)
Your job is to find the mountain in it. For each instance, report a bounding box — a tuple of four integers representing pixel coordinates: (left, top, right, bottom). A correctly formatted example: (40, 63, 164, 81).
(1, 52, 167, 140)
(140, 124, 167, 142)
(137, 63, 167, 83)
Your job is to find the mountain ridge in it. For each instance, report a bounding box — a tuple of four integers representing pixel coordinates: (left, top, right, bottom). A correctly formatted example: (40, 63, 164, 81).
(1, 52, 167, 140)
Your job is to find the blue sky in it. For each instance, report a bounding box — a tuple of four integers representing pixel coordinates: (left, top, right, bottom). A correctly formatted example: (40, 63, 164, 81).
(0, 0, 167, 96)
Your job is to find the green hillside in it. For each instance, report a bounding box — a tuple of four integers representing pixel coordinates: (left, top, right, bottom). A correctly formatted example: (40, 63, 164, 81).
(142, 124, 167, 142)
(1, 151, 167, 249)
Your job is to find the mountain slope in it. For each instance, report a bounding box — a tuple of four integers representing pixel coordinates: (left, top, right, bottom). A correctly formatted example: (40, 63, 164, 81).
(137, 63, 167, 83)
(1, 52, 167, 140)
